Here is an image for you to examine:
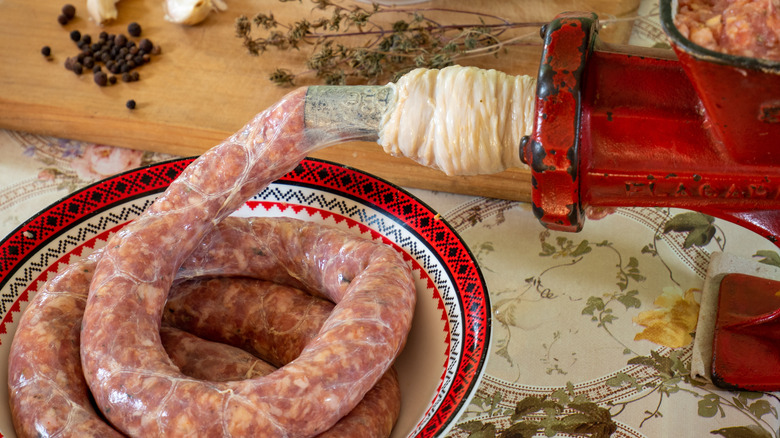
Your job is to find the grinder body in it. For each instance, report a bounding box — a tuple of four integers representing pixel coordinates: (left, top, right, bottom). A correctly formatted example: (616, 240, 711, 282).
(524, 5, 780, 245)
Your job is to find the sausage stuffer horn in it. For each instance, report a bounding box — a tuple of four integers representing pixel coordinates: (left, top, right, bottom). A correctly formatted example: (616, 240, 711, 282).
(303, 85, 391, 143)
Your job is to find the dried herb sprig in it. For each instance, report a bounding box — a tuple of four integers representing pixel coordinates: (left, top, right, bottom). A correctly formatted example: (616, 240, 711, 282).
(235, 0, 547, 86)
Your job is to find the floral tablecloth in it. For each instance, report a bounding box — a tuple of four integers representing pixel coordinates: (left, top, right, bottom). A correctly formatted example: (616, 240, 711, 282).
(3, 2, 780, 437)
(4, 125, 780, 438)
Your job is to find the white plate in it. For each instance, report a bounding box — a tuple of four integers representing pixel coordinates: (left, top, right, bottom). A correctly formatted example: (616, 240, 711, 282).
(0, 157, 490, 438)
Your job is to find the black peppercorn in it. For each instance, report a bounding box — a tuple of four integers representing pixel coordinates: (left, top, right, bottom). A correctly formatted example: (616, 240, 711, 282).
(70, 30, 81, 42)
(126, 99, 136, 109)
(92, 64, 102, 73)
(127, 22, 142, 37)
(121, 72, 131, 82)
(62, 4, 76, 19)
(114, 34, 127, 47)
(130, 71, 139, 81)
(109, 75, 117, 85)
(41, 46, 52, 57)
(94, 71, 108, 86)
(139, 38, 153, 53)
(57, 14, 69, 25)
(72, 63, 83, 75)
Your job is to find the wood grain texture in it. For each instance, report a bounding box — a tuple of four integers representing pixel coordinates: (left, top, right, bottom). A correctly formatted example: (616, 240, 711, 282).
(0, 0, 638, 201)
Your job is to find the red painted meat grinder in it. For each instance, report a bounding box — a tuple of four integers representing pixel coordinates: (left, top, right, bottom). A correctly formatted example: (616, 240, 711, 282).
(522, 2, 780, 392)
(523, 4, 780, 242)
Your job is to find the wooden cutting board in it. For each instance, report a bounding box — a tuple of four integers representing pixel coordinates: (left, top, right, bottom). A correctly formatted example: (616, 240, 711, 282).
(0, 0, 638, 201)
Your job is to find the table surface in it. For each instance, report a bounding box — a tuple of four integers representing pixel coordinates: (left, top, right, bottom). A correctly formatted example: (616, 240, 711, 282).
(0, 0, 642, 201)
(3, 1, 780, 438)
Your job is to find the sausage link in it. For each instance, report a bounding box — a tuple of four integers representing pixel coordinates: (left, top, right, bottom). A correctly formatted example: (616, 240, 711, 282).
(160, 327, 277, 381)
(161, 325, 401, 438)
(164, 276, 401, 438)
(80, 88, 416, 437)
(7, 251, 124, 438)
(165, 277, 334, 367)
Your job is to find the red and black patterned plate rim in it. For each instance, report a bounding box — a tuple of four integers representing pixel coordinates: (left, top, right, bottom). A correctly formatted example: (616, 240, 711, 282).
(0, 157, 490, 437)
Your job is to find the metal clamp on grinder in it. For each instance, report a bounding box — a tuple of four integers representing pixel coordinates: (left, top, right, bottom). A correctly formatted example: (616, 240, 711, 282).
(522, 1, 780, 391)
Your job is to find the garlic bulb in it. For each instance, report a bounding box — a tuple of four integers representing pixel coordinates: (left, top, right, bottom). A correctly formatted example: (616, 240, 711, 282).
(87, 0, 120, 24)
(163, 0, 227, 25)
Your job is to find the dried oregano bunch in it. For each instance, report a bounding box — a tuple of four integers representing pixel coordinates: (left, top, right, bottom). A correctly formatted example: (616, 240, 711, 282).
(235, 0, 546, 86)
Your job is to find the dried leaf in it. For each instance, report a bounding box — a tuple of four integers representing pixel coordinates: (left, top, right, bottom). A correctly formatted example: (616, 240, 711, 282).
(710, 425, 772, 438)
(550, 412, 617, 437)
(511, 396, 546, 420)
(459, 420, 487, 433)
(500, 421, 541, 438)
(553, 413, 592, 432)
(569, 401, 613, 423)
(461, 421, 497, 438)
(551, 387, 570, 405)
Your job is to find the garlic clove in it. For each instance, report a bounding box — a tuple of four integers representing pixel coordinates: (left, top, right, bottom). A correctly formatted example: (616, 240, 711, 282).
(164, 0, 225, 26)
(87, 0, 120, 25)
(212, 0, 227, 12)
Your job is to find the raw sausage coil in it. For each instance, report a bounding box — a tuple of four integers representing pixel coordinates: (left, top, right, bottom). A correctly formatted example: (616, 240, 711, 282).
(10, 217, 405, 437)
(80, 87, 415, 437)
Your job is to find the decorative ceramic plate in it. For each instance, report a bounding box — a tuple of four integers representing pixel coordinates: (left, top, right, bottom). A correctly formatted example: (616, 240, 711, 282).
(0, 157, 490, 438)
